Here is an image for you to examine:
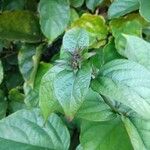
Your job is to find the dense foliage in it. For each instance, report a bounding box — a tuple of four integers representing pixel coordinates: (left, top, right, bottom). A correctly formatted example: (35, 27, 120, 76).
(0, 0, 150, 149)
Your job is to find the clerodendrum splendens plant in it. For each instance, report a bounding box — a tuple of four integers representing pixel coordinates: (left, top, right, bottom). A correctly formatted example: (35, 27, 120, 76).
(0, 0, 150, 149)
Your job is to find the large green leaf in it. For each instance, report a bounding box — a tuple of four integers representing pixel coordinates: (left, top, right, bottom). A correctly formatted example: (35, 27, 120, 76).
(76, 88, 116, 121)
(139, 0, 150, 22)
(38, 0, 70, 43)
(80, 117, 133, 150)
(0, 11, 41, 42)
(80, 116, 150, 150)
(108, 0, 139, 19)
(86, 0, 104, 11)
(92, 59, 150, 119)
(72, 14, 108, 48)
(54, 63, 92, 118)
(118, 35, 150, 71)
(0, 61, 3, 84)
(39, 65, 64, 119)
(63, 28, 89, 53)
(0, 109, 70, 150)
(45, 27, 91, 117)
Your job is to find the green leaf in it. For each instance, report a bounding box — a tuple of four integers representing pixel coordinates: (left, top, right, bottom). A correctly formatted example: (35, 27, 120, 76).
(24, 83, 38, 107)
(18, 44, 43, 87)
(103, 39, 122, 63)
(131, 116, 150, 149)
(69, 9, 79, 25)
(0, 109, 70, 150)
(63, 28, 89, 53)
(72, 13, 108, 48)
(0, 61, 3, 84)
(8, 88, 26, 113)
(122, 116, 146, 150)
(92, 59, 150, 119)
(54, 63, 92, 118)
(34, 63, 52, 92)
(80, 111, 149, 150)
(110, 15, 142, 38)
(0, 11, 41, 42)
(108, 0, 139, 19)
(38, 0, 70, 43)
(24, 62, 52, 107)
(80, 117, 134, 150)
(91, 39, 122, 77)
(139, 0, 150, 22)
(18, 44, 37, 82)
(76, 88, 116, 121)
(90, 47, 104, 69)
(110, 14, 143, 50)
(80, 115, 148, 150)
(18, 44, 44, 107)
(117, 35, 150, 71)
(4, 69, 23, 91)
(70, 0, 84, 8)
(86, 0, 104, 11)
(39, 65, 64, 119)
